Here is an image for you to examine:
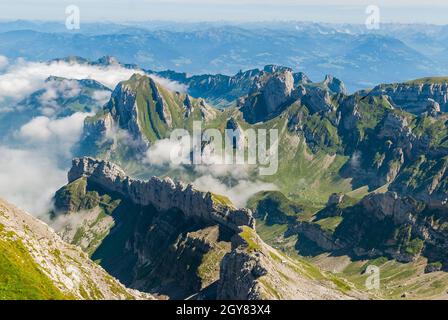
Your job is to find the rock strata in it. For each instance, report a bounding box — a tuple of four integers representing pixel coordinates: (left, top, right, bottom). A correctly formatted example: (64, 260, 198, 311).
(68, 157, 255, 232)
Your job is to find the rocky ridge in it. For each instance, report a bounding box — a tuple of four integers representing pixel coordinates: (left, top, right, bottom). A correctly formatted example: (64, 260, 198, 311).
(68, 157, 255, 232)
(369, 79, 448, 114)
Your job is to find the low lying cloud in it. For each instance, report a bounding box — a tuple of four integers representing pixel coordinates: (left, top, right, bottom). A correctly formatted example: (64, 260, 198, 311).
(92, 90, 112, 106)
(192, 175, 277, 207)
(0, 111, 90, 216)
(0, 55, 8, 70)
(18, 112, 88, 156)
(0, 58, 143, 104)
(145, 138, 191, 167)
(0, 146, 67, 217)
(144, 138, 277, 207)
(149, 74, 188, 93)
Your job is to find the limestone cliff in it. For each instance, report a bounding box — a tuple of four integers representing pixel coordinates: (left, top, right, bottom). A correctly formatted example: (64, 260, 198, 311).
(369, 79, 448, 114)
(67, 157, 254, 232)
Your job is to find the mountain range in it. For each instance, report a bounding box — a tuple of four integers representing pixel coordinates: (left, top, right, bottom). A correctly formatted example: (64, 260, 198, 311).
(1, 54, 448, 300)
(2, 21, 448, 91)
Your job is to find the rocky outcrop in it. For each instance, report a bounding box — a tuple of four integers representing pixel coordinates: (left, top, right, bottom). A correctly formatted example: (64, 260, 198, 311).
(327, 193, 344, 206)
(369, 81, 448, 114)
(287, 222, 343, 252)
(217, 227, 358, 300)
(199, 99, 218, 121)
(83, 112, 114, 142)
(240, 70, 296, 123)
(262, 71, 294, 113)
(67, 157, 255, 232)
(323, 75, 347, 95)
(426, 98, 441, 116)
(106, 78, 148, 144)
(183, 94, 193, 117)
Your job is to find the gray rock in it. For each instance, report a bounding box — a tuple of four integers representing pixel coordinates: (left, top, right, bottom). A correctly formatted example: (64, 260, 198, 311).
(327, 193, 344, 206)
(68, 157, 255, 232)
(369, 81, 448, 114)
(262, 70, 295, 114)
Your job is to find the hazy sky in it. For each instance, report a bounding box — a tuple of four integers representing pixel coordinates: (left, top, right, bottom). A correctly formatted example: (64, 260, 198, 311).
(1, 0, 448, 24)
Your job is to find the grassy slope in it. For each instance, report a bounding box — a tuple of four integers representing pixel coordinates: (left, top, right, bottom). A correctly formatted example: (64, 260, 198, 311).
(0, 224, 68, 300)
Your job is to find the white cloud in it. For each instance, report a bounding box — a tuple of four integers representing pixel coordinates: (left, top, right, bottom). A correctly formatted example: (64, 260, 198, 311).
(0, 58, 143, 103)
(192, 175, 277, 207)
(149, 74, 188, 93)
(19, 112, 88, 145)
(144, 138, 191, 167)
(0, 55, 8, 70)
(0, 112, 91, 216)
(92, 90, 112, 106)
(144, 137, 277, 207)
(0, 146, 67, 217)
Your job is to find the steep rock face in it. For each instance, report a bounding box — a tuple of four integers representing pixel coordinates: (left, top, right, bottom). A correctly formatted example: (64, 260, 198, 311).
(149, 78, 172, 127)
(295, 192, 448, 269)
(300, 85, 336, 114)
(107, 80, 141, 141)
(335, 192, 448, 265)
(323, 75, 347, 95)
(369, 80, 448, 114)
(0, 198, 150, 300)
(105, 74, 177, 145)
(240, 70, 296, 123)
(217, 227, 358, 300)
(262, 70, 295, 113)
(67, 157, 255, 232)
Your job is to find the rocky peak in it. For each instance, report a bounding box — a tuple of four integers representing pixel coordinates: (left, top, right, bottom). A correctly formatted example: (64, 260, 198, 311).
(263, 65, 293, 74)
(262, 70, 295, 113)
(241, 70, 295, 123)
(323, 74, 347, 95)
(217, 226, 357, 300)
(294, 72, 311, 85)
(95, 55, 120, 66)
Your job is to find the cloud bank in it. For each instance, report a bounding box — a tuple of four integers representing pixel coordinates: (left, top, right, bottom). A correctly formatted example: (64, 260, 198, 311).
(0, 111, 91, 216)
(0, 55, 8, 70)
(144, 138, 278, 207)
(0, 58, 143, 104)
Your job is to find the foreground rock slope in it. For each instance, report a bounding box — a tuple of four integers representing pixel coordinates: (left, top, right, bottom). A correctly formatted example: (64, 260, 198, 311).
(0, 198, 151, 300)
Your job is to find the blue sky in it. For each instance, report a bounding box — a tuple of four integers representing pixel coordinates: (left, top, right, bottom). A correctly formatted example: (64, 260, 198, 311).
(1, 0, 448, 24)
